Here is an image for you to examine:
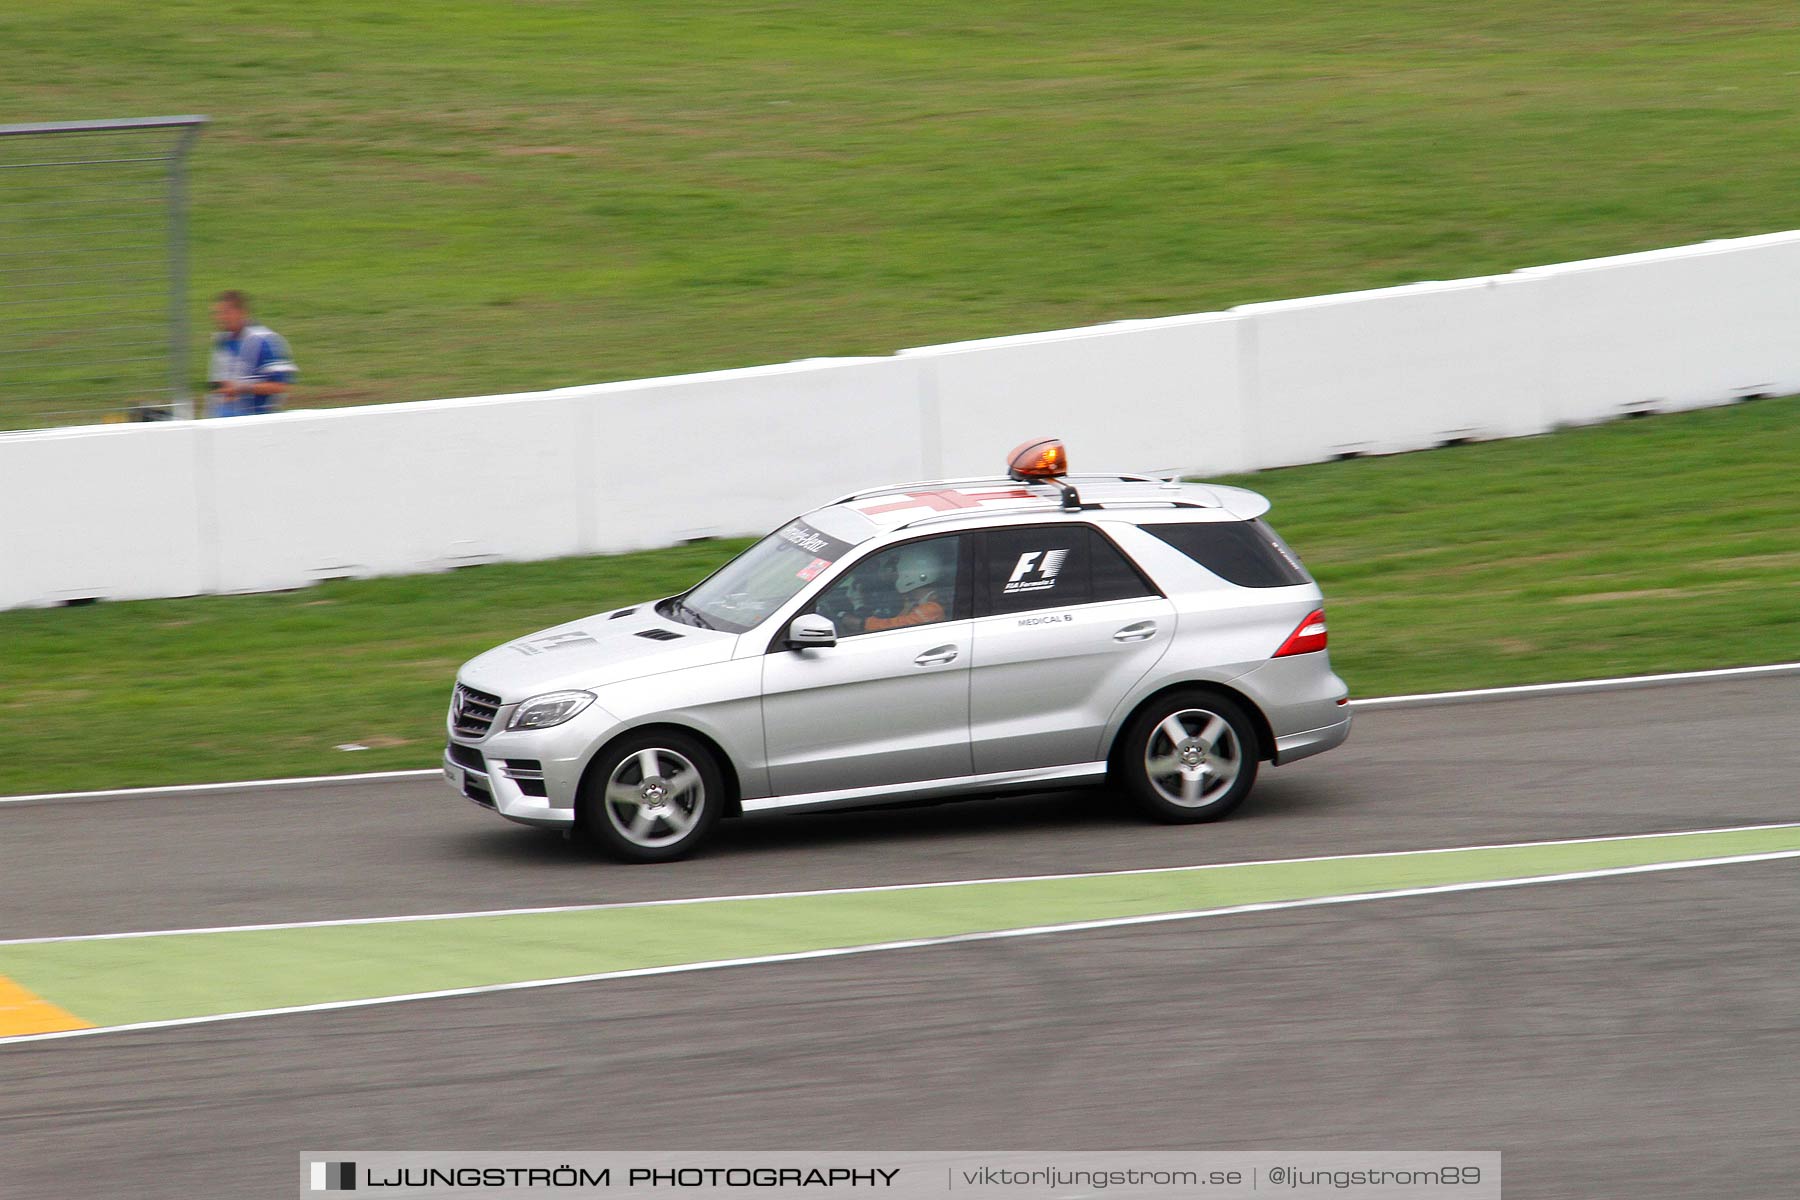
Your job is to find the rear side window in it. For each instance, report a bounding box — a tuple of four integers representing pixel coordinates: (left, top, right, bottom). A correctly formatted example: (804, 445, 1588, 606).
(979, 526, 1158, 615)
(1143, 519, 1311, 588)
(1089, 528, 1160, 602)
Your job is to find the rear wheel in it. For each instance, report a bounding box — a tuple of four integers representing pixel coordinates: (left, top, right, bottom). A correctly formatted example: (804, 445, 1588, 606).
(1117, 692, 1260, 823)
(580, 731, 724, 862)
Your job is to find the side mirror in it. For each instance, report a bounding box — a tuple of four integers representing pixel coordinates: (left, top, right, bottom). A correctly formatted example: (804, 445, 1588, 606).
(786, 613, 837, 649)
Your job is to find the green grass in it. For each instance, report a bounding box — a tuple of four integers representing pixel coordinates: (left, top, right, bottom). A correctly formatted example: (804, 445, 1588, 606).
(0, 398, 1794, 797)
(1214, 397, 1800, 695)
(3, 2, 1800, 427)
(7, 825, 1796, 1030)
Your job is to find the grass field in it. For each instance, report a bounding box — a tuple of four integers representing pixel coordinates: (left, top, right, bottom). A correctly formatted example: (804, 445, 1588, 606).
(4, 2, 1800, 427)
(1, 397, 1794, 797)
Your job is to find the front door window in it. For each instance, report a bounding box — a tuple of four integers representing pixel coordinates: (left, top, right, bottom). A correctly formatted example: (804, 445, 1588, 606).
(814, 536, 963, 636)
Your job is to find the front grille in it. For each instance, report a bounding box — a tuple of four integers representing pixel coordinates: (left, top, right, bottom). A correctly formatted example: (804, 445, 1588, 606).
(446, 742, 485, 772)
(451, 683, 503, 738)
(463, 777, 495, 808)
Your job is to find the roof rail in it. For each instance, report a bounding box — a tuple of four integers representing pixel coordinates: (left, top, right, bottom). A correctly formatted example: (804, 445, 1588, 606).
(831, 475, 1015, 505)
(892, 495, 1213, 531)
(832, 471, 1170, 506)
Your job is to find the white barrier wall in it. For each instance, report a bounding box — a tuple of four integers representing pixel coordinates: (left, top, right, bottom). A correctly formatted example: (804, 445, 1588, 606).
(1519, 233, 1800, 426)
(4, 230, 1797, 610)
(1233, 275, 1552, 468)
(903, 313, 1249, 479)
(0, 422, 209, 605)
(578, 357, 930, 555)
(203, 391, 589, 594)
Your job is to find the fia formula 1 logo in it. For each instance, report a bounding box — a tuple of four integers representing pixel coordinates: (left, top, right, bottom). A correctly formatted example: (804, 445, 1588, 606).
(1004, 548, 1069, 594)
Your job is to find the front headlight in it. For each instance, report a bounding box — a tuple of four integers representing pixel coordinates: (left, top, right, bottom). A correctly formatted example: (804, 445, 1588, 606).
(507, 690, 597, 731)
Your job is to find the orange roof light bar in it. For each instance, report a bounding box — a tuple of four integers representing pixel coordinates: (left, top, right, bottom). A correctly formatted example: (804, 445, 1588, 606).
(1006, 437, 1084, 511)
(1007, 437, 1069, 480)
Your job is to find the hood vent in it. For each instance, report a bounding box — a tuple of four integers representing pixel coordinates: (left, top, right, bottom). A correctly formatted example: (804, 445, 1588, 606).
(635, 629, 683, 641)
(609, 608, 636, 619)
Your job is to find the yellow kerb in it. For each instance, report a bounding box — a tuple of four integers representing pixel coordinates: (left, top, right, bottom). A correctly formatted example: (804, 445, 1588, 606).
(0, 974, 93, 1038)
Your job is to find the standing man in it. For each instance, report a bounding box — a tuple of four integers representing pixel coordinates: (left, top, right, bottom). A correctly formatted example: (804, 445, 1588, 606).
(206, 290, 297, 417)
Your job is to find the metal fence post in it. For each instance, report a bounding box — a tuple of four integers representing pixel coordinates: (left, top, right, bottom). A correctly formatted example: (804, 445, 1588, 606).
(0, 115, 207, 430)
(167, 122, 203, 421)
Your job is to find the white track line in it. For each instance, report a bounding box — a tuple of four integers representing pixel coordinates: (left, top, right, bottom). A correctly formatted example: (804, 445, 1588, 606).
(4, 820, 1795, 947)
(3, 660, 1796, 805)
(1357, 660, 1800, 709)
(5, 846, 1798, 1048)
(0, 768, 438, 804)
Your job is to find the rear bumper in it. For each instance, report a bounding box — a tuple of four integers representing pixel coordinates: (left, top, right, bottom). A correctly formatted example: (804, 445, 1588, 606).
(1231, 652, 1352, 764)
(1273, 711, 1352, 765)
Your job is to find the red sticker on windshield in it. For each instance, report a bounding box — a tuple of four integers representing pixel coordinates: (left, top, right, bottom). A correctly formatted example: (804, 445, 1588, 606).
(797, 557, 831, 581)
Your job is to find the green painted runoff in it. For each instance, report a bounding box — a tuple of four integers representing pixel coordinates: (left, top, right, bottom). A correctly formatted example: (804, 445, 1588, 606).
(3, 825, 1795, 1031)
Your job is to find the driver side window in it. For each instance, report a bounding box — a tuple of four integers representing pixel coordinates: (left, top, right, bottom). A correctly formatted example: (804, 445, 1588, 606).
(813, 535, 965, 637)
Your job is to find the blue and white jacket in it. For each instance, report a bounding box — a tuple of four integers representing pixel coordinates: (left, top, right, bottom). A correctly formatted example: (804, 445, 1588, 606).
(208, 323, 297, 417)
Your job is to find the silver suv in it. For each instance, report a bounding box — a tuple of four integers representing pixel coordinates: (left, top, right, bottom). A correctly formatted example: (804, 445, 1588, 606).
(445, 442, 1349, 861)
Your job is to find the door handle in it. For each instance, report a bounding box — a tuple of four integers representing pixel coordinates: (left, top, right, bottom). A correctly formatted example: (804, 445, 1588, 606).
(914, 645, 959, 666)
(1113, 620, 1157, 643)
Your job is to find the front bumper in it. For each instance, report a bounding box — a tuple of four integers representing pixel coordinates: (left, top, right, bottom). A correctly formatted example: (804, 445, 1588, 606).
(442, 692, 623, 828)
(443, 747, 574, 829)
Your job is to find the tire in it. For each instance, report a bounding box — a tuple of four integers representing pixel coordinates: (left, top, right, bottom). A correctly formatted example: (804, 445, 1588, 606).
(579, 730, 725, 863)
(1116, 691, 1260, 823)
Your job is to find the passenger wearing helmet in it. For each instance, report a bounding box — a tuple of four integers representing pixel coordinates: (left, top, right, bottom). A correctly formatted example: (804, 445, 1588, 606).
(860, 542, 952, 633)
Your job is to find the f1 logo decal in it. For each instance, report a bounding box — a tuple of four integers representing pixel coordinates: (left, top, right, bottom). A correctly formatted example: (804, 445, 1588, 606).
(1004, 548, 1069, 594)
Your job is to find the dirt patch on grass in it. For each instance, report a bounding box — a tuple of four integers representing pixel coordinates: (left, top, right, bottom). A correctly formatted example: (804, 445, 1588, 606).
(1491, 637, 1540, 654)
(1708, 551, 1800, 570)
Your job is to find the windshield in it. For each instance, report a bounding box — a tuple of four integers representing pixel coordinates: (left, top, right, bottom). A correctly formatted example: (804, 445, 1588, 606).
(673, 519, 859, 634)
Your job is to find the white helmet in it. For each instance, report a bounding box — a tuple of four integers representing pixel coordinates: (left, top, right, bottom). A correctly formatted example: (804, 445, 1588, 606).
(893, 544, 946, 594)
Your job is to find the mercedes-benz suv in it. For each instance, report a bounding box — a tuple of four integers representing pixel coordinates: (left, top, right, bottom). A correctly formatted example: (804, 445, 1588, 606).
(444, 440, 1350, 861)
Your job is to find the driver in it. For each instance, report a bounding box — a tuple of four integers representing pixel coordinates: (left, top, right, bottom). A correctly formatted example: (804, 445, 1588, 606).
(862, 543, 951, 632)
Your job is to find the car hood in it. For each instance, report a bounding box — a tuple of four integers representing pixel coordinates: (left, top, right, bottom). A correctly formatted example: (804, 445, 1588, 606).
(457, 603, 737, 699)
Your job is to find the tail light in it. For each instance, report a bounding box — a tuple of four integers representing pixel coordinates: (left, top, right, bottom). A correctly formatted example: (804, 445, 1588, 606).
(1274, 608, 1328, 657)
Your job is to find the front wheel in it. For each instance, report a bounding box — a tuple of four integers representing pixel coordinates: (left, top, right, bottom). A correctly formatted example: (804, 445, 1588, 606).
(1117, 693, 1260, 823)
(580, 731, 724, 862)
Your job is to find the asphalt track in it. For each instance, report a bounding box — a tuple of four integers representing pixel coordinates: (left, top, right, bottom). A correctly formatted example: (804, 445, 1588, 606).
(3, 675, 1797, 1198)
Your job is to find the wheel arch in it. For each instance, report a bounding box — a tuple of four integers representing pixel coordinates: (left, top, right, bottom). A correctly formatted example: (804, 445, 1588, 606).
(1108, 680, 1277, 767)
(576, 721, 745, 820)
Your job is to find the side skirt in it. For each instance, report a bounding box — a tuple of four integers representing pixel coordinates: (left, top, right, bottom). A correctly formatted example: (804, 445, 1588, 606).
(740, 762, 1109, 816)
